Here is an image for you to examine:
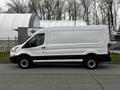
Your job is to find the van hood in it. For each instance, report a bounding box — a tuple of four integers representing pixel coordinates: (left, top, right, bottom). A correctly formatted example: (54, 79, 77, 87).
(11, 44, 23, 52)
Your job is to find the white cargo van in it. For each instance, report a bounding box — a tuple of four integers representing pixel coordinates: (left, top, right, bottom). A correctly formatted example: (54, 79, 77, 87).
(10, 26, 111, 69)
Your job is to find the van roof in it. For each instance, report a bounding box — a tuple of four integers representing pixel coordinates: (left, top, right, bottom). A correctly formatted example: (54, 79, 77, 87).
(39, 25, 108, 32)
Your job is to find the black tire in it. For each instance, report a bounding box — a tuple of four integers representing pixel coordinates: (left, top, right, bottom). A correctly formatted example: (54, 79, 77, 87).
(84, 57, 98, 69)
(18, 56, 32, 69)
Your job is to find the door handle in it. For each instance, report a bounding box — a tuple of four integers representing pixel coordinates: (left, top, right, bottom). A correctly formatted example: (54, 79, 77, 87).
(41, 47, 46, 49)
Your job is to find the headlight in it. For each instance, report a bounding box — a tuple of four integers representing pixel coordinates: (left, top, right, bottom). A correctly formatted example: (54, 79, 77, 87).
(11, 47, 18, 52)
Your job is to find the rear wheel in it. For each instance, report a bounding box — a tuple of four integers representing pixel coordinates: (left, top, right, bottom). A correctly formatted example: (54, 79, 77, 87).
(18, 56, 32, 69)
(84, 57, 98, 69)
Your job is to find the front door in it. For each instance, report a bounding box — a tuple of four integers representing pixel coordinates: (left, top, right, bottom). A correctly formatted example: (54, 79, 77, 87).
(23, 33, 45, 57)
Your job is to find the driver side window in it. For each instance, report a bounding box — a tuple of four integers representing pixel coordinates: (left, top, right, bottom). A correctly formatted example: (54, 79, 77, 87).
(23, 33, 45, 48)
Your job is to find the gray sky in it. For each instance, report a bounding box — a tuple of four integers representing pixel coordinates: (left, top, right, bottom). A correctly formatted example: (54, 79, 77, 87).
(0, 0, 29, 11)
(0, 0, 9, 11)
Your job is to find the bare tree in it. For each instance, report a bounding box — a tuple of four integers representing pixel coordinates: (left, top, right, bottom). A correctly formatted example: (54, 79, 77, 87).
(80, 0, 92, 25)
(41, 0, 56, 20)
(98, 0, 114, 31)
(67, 0, 74, 20)
(54, 0, 65, 20)
(98, 0, 108, 25)
(107, 0, 114, 31)
(7, 0, 28, 13)
(92, 0, 100, 25)
(112, 0, 120, 31)
(66, 0, 81, 20)
(28, 0, 40, 14)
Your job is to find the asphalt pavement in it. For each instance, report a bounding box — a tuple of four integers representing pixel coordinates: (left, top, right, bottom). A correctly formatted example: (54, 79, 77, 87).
(0, 63, 120, 90)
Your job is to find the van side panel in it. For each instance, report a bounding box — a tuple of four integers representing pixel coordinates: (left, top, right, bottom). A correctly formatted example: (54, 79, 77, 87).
(75, 29, 109, 55)
(44, 30, 75, 56)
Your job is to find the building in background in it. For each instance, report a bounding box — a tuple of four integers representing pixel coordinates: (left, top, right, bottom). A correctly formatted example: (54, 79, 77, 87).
(0, 14, 40, 52)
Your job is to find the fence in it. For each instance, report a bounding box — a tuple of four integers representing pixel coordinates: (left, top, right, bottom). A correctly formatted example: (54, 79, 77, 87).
(0, 37, 18, 52)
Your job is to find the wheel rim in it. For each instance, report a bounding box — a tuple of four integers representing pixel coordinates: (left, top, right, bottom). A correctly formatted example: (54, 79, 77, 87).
(20, 59, 29, 68)
(87, 59, 96, 69)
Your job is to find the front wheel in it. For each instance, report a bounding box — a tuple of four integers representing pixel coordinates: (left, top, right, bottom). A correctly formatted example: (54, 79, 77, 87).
(18, 57, 32, 69)
(84, 57, 98, 69)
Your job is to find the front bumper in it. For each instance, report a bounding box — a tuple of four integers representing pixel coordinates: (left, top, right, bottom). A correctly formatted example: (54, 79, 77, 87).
(10, 56, 19, 64)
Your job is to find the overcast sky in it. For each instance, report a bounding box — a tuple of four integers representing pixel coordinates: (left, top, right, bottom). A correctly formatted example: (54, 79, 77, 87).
(0, 0, 9, 11)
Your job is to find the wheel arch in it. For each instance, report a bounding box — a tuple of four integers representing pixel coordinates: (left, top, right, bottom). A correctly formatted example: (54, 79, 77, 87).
(85, 53, 97, 58)
(84, 53, 97, 62)
(17, 54, 31, 60)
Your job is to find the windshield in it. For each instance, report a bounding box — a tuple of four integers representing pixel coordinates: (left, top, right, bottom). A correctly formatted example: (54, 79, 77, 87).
(23, 33, 45, 48)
